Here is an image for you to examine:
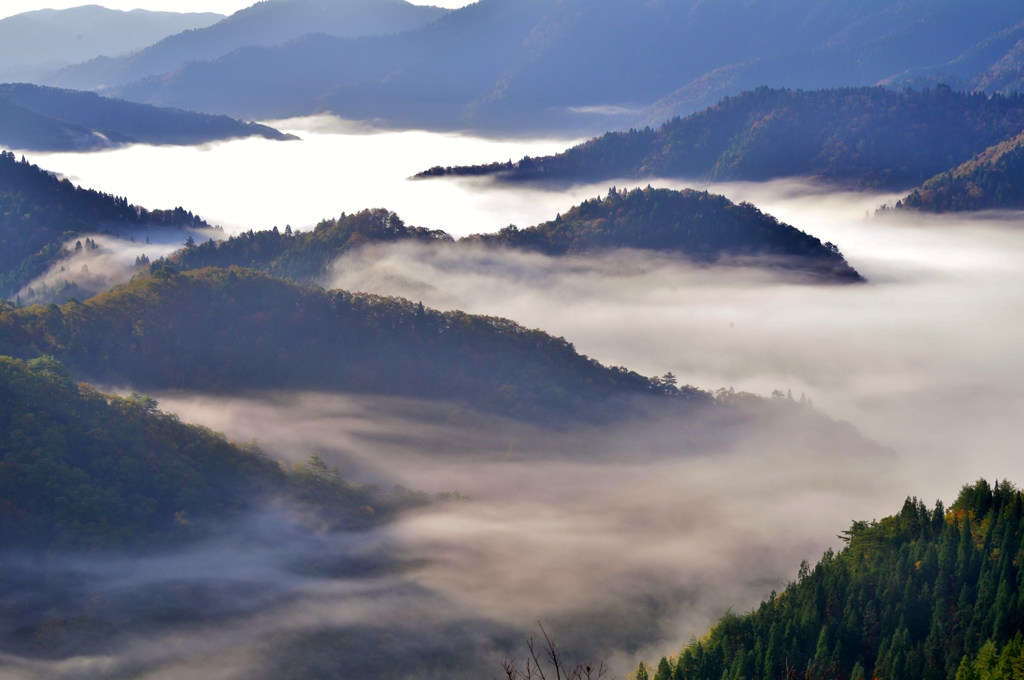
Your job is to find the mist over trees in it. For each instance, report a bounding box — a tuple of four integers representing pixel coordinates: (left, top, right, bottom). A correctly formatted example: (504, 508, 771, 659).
(0, 150, 210, 299)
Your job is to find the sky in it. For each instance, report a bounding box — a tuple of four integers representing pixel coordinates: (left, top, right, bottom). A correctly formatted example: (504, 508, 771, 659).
(0, 0, 475, 21)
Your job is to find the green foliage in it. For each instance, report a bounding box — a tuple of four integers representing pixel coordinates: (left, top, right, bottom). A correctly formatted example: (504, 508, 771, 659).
(0, 150, 209, 298)
(0, 354, 284, 549)
(899, 131, 1024, 212)
(421, 86, 1024, 190)
(173, 208, 451, 281)
(0, 267, 702, 422)
(464, 187, 862, 281)
(651, 480, 1024, 680)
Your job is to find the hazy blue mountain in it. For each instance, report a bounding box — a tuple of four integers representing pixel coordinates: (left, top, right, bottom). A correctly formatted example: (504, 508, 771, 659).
(416, 86, 1024, 190)
(0, 83, 295, 151)
(46, 0, 448, 92)
(0, 6, 223, 83)
(97, 0, 1024, 134)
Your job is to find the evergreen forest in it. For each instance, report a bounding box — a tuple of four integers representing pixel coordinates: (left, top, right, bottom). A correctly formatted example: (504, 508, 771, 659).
(0, 150, 209, 298)
(645, 480, 1024, 680)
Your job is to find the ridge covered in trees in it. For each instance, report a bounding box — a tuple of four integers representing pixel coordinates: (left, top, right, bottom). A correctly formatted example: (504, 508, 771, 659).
(0, 267, 701, 422)
(174, 208, 452, 282)
(416, 87, 1024, 190)
(898, 131, 1024, 212)
(0, 352, 449, 550)
(643, 479, 1024, 680)
(173, 190, 860, 283)
(0, 150, 211, 298)
(463, 187, 862, 282)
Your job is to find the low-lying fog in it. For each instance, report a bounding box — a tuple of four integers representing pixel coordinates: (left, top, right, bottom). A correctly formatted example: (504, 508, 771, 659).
(4, 120, 1024, 679)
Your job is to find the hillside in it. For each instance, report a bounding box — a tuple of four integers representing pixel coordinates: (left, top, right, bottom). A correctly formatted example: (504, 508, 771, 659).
(0, 83, 295, 151)
(88, 0, 1024, 133)
(463, 187, 863, 281)
(0, 267, 696, 422)
(173, 190, 861, 283)
(174, 208, 452, 281)
(0, 352, 434, 550)
(46, 0, 449, 92)
(416, 86, 1024, 190)
(0, 6, 222, 82)
(0, 150, 210, 298)
(643, 479, 1024, 680)
(898, 131, 1024, 212)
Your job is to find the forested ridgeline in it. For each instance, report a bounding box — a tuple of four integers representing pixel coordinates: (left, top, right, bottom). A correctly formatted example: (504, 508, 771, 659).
(173, 189, 861, 283)
(0, 354, 426, 550)
(462, 187, 863, 282)
(416, 86, 1024, 190)
(896, 131, 1024, 212)
(0, 267, 700, 422)
(642, 479, 1024, 680)
(0, 150, 210, 298)
(173, 208, 452, 281)
(0, 83, 297, 151)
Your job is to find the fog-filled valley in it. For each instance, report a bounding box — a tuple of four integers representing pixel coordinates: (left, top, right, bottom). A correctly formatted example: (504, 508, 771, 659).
(5, 1, 1024, 677)
(3, 120, 1024, 679)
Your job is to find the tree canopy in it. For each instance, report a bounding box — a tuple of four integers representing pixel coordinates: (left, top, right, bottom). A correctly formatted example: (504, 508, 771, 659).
(644, 479, 1024, 680)
(0, 266, 702, 422)
(0, 149, 209, 298)
(898, 131, 1024, 212)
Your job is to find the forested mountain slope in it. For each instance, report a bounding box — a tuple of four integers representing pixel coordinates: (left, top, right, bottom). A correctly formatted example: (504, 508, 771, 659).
(898, 131, 1024, 212)
(0, 150, 210, 298)
(646, 479, 1024, 680)
(99, 0, 1024, 133)
(463, 187, 862, 281)
(0, 267, 693, 422)
(0, 84, 294, 151)
(173, 189, 861, 283)
(417, 87, 1024, 190)
(46, 0, 448, 92)
(0, 352, 436, 550)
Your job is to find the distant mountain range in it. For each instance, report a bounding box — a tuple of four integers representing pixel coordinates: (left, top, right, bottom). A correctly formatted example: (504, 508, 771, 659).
(416, 86, 1024, 191)
(35, 0, 1024, 134)
(0, 6, 223, 83)
(44, 0, 449, 93)
(0, 83, 295, 151)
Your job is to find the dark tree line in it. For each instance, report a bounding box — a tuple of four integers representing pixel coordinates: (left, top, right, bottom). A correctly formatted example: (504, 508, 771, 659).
(418, 86, 1024, 191)
(0, 150, 209, 297)
(645, 480, 1024, 680)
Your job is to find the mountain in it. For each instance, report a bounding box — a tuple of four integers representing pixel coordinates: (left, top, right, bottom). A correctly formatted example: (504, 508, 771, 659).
(417, 87, 1024, 190)
(462, 187, 863, 281)
(81, 0, 1024, 134)
(640, 479, 1024, 680)
(0, 83, 296, 151)
(0, 150, 211, 299)
(171, 189, 862, 282)
(46, 0, 449, 92)
(0, 6, 223, 82)
(0, 353, 434, 549)
(0, 266, 701, 422)
(897, 130, 1024, 212)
